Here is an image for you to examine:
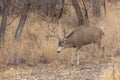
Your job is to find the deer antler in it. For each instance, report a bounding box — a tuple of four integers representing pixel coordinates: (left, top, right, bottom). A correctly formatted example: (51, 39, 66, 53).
(63, 28, 67, 38)
(47, 24, 61, 41)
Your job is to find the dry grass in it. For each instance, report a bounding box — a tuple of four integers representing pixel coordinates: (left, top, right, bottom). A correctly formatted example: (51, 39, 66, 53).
(0, 1, 120, 80)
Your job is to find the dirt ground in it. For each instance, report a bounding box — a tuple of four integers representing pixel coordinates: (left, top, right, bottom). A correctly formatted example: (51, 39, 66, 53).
(0, 56, 120, 80)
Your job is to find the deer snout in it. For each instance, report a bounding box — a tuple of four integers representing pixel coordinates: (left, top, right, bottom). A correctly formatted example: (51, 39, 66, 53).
(57, 46, 63, 53)
(57, 51, 60, 53)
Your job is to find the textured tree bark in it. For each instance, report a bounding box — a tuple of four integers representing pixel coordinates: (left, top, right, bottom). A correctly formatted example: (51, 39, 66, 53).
(57, 0, 65, 19)
(103, 0, 106, 16)
(0, 0, 10, 46)
(0, 0, 4, 14)
(92, 0, 101, 18)
(14, 3, 29, 42)
(82, 0, 89, 26)
(71, 0, 84, 26)
(82, 0, 88, 19)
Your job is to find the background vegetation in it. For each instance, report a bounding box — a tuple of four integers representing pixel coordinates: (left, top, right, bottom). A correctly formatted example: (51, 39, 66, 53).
(0, 0, 119, 69)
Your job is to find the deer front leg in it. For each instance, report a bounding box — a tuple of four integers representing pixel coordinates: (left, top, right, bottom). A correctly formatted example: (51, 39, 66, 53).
(71, 47, 81, 66)
(76, 51, 80, 66)
(71, 50, 76, 66)
(71, 51, 78, 66)
(76, 46, 82, 66)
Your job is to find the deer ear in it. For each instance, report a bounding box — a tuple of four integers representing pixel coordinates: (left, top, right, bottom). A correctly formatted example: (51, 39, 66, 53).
(64, 38, 66, 40)
(64, 38, 67, 42)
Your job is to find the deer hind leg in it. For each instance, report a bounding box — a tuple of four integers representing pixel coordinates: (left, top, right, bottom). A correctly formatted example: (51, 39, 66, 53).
(96, 40, 105, 64)
(99, 42, 105, 63)
(98, 42, 105, 53)
(96, 36, 105, 51)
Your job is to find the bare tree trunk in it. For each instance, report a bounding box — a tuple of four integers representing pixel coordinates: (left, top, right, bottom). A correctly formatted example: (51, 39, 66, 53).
(103, 0, 106, 16)
(0, 0, 4, 15)
(14, 3, 29, 42)
(92, 0, 101, 18)
(82, 0, 88, 19)
(71, 0, 84, 26)
(82, 0, 89, 26)
(0, 0, 10, 46)
(57, 0, 65, 19)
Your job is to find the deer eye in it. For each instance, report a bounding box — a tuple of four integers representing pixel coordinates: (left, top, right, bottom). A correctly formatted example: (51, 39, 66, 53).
(61, 44, 64, 46)
(58, 42, 61, 46)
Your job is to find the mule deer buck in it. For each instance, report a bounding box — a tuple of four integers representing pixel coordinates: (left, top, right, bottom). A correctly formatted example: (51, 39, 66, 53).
(57, 27, 104, 66)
